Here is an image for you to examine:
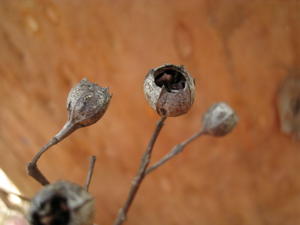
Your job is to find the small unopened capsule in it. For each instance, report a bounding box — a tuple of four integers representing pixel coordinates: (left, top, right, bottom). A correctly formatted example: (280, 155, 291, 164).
(67, 78, 111, 127)
(202, 102, 238, 136)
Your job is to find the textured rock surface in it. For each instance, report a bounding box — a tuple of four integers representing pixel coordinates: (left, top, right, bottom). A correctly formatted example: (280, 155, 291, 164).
(0, 1, 300, 225)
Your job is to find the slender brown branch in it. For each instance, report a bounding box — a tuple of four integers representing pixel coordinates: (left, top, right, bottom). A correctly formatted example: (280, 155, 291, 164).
(84, 155, 96, 191)
(146, 129, 206, 175)
(113, 116, 167, 225)
(27, 121, 78, 186)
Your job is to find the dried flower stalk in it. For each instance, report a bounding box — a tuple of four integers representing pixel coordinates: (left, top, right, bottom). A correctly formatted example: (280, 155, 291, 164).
(113, 116, 167, 225)
(146, 102, 238, 174)
(25, 67, 239, 225)
(27, 78, 111, 186)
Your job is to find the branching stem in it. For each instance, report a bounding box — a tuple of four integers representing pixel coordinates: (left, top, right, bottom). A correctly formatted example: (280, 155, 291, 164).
(113, 116, 167, 225)
(146, 129, 205, 174)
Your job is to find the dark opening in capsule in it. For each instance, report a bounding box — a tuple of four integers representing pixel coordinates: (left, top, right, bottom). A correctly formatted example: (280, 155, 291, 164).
(154, 67, 186, 92)
(32, 195, 70, 225)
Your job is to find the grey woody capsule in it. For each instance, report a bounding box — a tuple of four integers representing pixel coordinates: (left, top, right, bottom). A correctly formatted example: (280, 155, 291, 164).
(144, 64, 195, 117)
(28, 181, 94, 225)
(67, 78, 111, 127)
(202, 102, 238, 136)
(52, 78, 112, 142)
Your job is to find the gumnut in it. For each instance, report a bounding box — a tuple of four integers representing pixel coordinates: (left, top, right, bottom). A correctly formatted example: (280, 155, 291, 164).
(202, 102, 238, 136)
(28, 181, 94, 225)
(144, 64, 195, 117)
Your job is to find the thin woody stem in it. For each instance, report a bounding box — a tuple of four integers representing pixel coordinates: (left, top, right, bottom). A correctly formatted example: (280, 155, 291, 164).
(27, 121, 78, 186)
(146, 129, 206, 175)
(113, 116, 167, 225)
(84, 155, 96, 191)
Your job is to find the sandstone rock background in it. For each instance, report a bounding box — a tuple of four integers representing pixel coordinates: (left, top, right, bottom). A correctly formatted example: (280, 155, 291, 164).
(0, 1, 300, 224)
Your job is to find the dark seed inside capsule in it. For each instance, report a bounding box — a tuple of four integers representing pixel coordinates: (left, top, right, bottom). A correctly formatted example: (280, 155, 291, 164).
(32, 195, 70, 225)
(154, 69, 186, 92)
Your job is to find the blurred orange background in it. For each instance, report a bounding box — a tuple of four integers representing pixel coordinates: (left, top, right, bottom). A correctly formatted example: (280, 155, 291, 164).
(0, 0, 300, 225)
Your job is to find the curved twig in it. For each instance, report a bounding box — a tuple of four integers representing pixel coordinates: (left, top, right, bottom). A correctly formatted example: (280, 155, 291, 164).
(27, 121, 77, 185)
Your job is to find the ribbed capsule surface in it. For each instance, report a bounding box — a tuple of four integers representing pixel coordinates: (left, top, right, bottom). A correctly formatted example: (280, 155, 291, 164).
(67, 78, 111, 127)
(143, 64, 195, 117)
(28, 181, 94, 225)
(202, 102, 238, 136)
